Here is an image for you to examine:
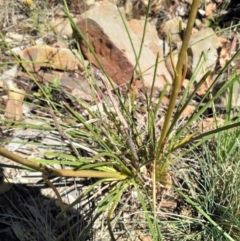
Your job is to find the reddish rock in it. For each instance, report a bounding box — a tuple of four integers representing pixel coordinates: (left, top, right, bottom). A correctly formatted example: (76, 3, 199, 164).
(74, 0, 172, 93)
(76, 18, 134, 87)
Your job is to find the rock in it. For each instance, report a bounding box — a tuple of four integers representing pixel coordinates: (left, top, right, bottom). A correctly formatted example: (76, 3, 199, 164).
(75, 18, 133, 87)
(19, 46, 88, 72)
(0, 65, 18, 89)
(128, 19, 172, 86)
(74, 0, 172, 94)
(17, 70, 98, 102)
(188, 28, 221, 83)
(162, 22, 221, 84)
(164, 24, 221, 82)
(5, 88, 25, 121)
(128, 19, 163, 56)
(50, 13, 76, 39)
(162, 17, 183, 47)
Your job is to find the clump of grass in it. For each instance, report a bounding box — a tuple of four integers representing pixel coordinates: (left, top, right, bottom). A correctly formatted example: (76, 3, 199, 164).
(180, 125, 240, 240)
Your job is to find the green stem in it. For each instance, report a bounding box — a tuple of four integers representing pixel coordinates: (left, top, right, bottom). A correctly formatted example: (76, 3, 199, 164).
(152, 0, 200, 215)
(0, 147, 127, 179)
(155, 0, 200, 158)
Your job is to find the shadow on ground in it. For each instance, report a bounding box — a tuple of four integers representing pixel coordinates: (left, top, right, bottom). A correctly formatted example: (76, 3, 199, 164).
(0, 167, 92, 241)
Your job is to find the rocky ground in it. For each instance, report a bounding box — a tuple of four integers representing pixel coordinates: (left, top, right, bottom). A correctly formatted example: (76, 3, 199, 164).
(0, 0, 240, 240)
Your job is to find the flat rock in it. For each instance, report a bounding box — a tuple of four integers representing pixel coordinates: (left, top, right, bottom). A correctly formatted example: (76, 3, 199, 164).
(162, 17, 183, 48)
(74, 0, 172, 93)
(19, 46, 87, 72)
(128, 19, 172, 85)
(50, 13, 76, 39)
(188, 28, 221, 82)
(162, 20, 221, 83)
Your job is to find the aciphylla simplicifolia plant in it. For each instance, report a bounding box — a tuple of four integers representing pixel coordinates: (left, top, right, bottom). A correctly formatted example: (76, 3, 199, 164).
(1, 0, 240, 240)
